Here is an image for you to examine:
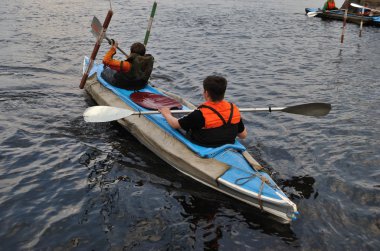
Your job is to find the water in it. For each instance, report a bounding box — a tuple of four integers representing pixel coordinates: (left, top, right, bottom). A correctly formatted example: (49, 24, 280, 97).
(1, 0, 379, 249)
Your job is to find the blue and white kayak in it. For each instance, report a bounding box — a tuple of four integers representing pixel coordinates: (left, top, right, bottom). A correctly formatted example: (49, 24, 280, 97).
(82, 57, 299, 223)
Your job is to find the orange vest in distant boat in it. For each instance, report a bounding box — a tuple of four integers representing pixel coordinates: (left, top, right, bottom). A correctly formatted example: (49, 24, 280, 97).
(199, 100, 241, 129)
(327, 2, 336, 10)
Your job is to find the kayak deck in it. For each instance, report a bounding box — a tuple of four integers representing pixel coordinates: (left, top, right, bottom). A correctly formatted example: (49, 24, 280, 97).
(83, 59, 298, 223)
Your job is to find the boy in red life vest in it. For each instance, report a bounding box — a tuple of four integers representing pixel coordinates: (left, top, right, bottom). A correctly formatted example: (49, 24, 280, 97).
(159, 75, 247, 147)
(101, 40, 154, 91)
(322, 0, 338, 11)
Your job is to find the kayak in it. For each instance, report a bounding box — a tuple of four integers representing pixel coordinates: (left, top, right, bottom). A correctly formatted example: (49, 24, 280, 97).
(305, 8, 380, 26)
(82, 57, 299, 223)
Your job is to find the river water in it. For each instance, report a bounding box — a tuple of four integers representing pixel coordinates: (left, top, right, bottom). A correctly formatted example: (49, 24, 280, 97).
(1, 0, 379, 250)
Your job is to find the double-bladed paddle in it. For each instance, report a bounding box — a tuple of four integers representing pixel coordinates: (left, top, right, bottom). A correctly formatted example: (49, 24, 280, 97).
(83, 103, 332, 123)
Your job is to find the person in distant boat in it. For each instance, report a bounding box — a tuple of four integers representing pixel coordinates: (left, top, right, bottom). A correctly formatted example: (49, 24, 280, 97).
(357, 3, 371, 16)
(322, 0, 338, 11)
(101, 40, 154, 90)
(158, 75, 247, 147)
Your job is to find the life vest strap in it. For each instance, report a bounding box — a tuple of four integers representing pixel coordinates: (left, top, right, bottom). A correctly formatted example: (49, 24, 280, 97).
(199, 104, 227, 126)
(227, 103, 234, 124)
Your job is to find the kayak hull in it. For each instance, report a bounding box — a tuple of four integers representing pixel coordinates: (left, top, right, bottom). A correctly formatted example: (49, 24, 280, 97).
(83, 60, 298, 223)
(305, 8, 380, 26)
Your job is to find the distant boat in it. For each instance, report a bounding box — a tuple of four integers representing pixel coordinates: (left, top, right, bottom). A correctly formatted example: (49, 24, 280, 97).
(305, 0, 380, 27)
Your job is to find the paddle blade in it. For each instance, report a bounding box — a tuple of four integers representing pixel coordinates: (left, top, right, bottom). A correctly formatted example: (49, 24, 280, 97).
(307, 12, 319, 17)
(83, 106, 134, 122)
(91, 16, 102, 38)
(350, 3, 366, 9)
(282, 103, 331, 117)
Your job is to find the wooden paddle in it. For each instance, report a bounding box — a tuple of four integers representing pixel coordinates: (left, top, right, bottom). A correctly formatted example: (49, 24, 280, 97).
(83, 103, 332, 123)
(80, 10, 113, 89)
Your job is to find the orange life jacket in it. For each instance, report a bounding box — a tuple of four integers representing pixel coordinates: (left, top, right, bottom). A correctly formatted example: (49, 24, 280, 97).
(199, 100, 241, 129)
(189, 100, 241, 147)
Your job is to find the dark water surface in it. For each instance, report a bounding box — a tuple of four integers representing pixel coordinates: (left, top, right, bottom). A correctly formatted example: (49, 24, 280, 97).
(1, 0, 379, 250)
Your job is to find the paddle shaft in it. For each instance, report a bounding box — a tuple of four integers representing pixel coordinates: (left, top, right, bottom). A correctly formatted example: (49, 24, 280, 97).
(130, 107, 286, 115)
(80, 10, 113, 89)
(106, 37, 128, 57)
(144, 1, 157, 46)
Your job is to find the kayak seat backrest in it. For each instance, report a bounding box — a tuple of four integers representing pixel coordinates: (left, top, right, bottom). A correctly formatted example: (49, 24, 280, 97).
(95, 64, 246, 158)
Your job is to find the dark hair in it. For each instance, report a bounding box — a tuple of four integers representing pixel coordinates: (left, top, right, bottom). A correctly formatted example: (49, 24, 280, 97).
(130, 42, 146, 56)
(203, 75, 227, 101)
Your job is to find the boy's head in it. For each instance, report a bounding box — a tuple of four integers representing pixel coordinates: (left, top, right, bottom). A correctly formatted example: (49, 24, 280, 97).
(130, 42, 146, 56)
(203, 75, 227, 101)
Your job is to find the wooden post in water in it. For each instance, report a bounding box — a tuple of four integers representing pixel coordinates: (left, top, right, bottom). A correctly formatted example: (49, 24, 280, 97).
(144, 1, 157, 46)
(359, 8, 365, 37)
(80, 10, 113, 89)
(340, 9, 348, 43)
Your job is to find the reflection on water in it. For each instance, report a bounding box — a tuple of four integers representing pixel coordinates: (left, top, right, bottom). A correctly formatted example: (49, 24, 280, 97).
(78, 137, 299, 249)
(280, 175, 316, 200)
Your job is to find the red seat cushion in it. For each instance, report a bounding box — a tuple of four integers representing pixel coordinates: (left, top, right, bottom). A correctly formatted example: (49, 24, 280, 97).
(130, 92, 183, 110)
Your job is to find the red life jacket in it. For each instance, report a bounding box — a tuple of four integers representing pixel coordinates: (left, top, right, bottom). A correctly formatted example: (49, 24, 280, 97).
(199, 100, 241, 129)
(327, 2, 336, 10)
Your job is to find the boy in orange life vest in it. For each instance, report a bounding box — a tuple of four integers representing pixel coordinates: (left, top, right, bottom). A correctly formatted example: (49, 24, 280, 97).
(158, 76, 247, 147)
(101, 40, 154, 91)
